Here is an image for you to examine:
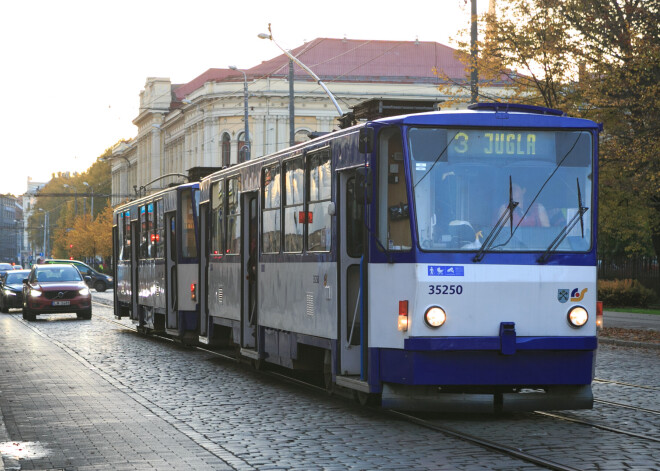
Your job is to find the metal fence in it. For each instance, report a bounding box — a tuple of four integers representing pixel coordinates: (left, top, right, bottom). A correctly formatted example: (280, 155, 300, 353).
(598, 257, 660, 298)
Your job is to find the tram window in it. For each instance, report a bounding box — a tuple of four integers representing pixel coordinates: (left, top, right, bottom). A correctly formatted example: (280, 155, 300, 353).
(147, 203, 156, 258)
(262, 165, 281, 253)
(123, 211, 131, 261)
(181, 190, 198, 258)
(284, 158, 304, 253)
(156, 202, 165, 259)
(210, 181, 224, 256)
(139, 205, 149, 259)
(117, 214, 125, 260)
(307, 149, 332, 252)
(226, 177, 241, 254)
(346, 176, 364, 257)
(169, 216, 176, 260)
(377, 128, 412, 251)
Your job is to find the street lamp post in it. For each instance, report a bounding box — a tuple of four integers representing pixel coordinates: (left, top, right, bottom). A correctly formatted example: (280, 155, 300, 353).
(258, 24, 343, 117)
(38, 208, 50, 260)
(229, 65, 250, 162)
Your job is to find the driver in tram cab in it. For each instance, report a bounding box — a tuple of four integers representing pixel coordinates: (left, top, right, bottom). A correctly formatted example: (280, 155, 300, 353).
(498, 183, 550, 227)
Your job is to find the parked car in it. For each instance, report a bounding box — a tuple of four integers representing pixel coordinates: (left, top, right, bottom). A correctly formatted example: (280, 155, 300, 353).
(0, 269, 30, 312)
(0, 263, 14, 277)
(41, 259, 113, 292)
(22, 264, 92, 321)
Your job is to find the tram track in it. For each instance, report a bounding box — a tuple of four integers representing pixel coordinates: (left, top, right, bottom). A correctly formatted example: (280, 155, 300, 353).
(533, 410, 660, 442)
(594, 377, 660, 391)
(91, 305, 658, 469)
(91, 307, 581, 470)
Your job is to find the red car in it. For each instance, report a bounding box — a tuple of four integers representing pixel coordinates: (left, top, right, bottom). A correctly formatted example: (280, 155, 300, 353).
(22, 264, 92, 321)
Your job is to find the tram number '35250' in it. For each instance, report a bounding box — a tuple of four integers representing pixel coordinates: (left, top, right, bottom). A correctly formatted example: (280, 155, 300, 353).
(428, 284, 463, 295)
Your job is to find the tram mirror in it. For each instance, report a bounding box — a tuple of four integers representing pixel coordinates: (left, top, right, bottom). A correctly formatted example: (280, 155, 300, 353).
(327, 202, 336, 216)
(359, 128, 374, 153)
(355, 168, 372, 205)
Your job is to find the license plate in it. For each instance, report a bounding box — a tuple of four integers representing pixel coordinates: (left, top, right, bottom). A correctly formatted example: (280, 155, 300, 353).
(52, 300, 70, 306)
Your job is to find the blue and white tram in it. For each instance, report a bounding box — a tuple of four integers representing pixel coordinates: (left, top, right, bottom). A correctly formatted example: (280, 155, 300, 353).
(198, 103, 600, 411)
(113, 182, 200, 341)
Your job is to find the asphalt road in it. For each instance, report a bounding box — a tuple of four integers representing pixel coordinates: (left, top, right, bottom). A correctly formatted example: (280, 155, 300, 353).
(603, 310, 660, 331)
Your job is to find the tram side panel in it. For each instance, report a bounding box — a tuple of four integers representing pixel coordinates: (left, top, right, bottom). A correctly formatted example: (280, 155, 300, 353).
(258, 260, 338, 347)
(207, 258, 241, 338)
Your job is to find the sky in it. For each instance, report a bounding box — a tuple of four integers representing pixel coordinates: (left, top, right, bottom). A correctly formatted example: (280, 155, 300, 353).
(0, 0, 489, 197)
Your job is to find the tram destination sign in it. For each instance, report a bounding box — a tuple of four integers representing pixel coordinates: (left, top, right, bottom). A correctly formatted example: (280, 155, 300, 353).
(447, 130, 556, 161)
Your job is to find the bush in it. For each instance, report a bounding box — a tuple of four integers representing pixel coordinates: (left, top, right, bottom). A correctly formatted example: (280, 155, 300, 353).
(598, 279, 657, 308)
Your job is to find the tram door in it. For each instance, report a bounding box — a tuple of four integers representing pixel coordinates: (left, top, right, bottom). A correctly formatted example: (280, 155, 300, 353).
(130, 220, 140, 323)
(198, 204, 209, 340)
(241, 193, 259, 351)
(338, 170, 364, 376)
(165, 213, 177, 330)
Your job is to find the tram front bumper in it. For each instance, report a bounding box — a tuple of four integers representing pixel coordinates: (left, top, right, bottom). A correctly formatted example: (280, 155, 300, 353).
(381, 383, 593, 412)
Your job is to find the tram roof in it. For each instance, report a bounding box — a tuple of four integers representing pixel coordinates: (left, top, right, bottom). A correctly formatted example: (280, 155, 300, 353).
(373, 108, 601, 130)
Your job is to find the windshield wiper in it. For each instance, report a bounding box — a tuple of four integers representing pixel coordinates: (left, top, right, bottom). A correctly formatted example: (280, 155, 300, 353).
(490, 133, 584, 251)
(537, 178, 588, 264)
(474, 176, 518, 262)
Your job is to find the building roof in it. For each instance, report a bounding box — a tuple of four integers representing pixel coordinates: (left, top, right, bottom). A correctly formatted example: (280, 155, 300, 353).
(175, 38, 468, 100)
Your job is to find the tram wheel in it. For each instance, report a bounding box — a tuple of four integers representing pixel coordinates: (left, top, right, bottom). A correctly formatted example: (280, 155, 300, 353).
(355, 391, 380, 407)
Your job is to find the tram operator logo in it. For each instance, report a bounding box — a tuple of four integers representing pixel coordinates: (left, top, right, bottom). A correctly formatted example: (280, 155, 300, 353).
(558, 288, 588, 303)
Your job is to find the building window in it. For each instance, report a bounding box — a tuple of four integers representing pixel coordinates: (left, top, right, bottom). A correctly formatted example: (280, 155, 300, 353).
(221, 133, 231, 167)
(238, 132, 249, 163)
(295, 130, 311, 145)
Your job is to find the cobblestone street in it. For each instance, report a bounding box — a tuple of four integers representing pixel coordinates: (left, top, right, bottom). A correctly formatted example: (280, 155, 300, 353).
(1, 293, 658, 470)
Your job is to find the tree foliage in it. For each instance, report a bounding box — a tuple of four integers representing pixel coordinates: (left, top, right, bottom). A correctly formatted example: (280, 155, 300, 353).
(31, 149, 113, 262)
(443, 0, 660, 258)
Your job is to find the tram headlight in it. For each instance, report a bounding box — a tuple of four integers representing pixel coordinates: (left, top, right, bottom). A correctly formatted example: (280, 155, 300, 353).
(567, 306, 588, 328)
(424, 306, 447, 328)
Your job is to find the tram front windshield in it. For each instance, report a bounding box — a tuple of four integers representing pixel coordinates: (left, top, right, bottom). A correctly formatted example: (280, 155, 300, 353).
(408, 127, 593, 253)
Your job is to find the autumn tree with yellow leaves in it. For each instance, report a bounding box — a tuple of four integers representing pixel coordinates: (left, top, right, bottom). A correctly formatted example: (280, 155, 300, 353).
(442, 0, 659, 259)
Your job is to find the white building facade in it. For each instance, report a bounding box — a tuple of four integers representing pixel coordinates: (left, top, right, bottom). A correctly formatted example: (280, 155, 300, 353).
(108, 38, 506, 205)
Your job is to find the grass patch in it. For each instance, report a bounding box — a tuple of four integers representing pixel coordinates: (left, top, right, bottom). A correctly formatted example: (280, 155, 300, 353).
(603, 307, 660, 315)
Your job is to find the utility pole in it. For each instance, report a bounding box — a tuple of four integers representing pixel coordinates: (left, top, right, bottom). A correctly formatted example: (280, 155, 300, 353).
(470, 0, 479, 103)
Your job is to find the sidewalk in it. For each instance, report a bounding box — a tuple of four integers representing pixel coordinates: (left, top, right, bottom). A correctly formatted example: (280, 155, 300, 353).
(0, 315, 232, 471)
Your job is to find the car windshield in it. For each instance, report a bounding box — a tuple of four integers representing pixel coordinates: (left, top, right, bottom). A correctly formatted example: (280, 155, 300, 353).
(36, 267, 82, 282)
(408, 127, 593, 253)
(5, 272, 27, 284)
(0, 264, 12, 270)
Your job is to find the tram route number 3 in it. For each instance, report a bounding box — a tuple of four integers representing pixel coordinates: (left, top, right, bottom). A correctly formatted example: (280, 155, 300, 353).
(428, 284, 463, 295)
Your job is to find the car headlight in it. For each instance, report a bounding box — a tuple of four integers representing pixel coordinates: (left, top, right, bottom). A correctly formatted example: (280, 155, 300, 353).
(567, 306, 588, 327)
(30, 289, 42, 297)
(424, 306, 447, 328)
(107, 277, 113, 282)
(79, 287, 90, 296)
(4, 289, 16, 296)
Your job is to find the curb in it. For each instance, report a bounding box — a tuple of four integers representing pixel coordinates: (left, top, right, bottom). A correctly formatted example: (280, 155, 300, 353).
(598, 337, 660, 350)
